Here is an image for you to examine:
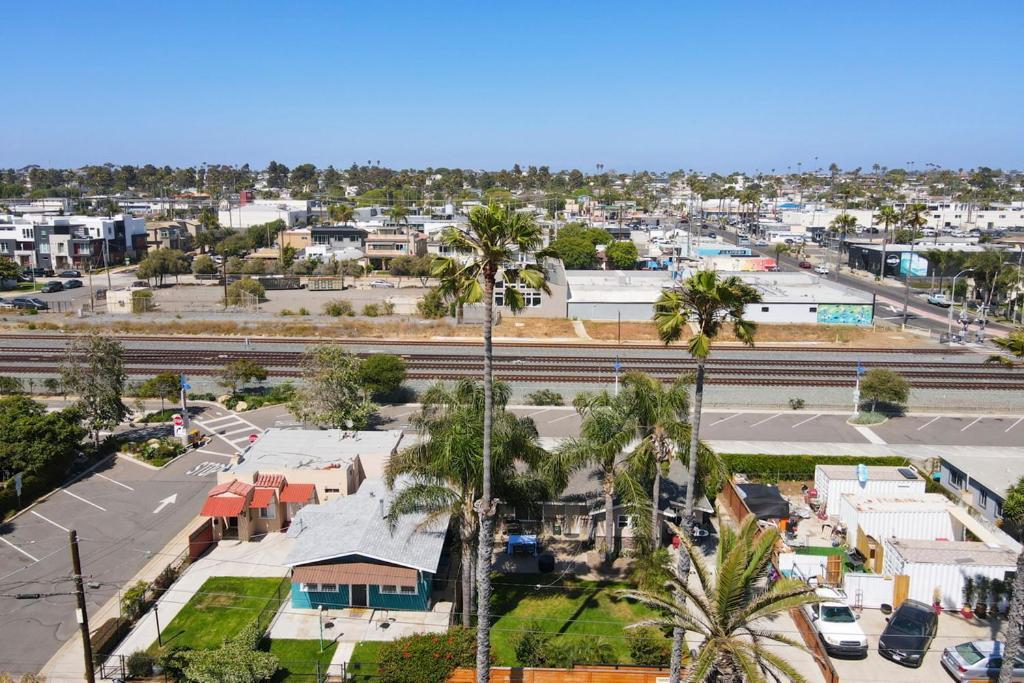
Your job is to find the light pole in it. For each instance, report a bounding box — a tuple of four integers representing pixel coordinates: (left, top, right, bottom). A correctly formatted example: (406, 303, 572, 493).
(947, 268, 974, 345)
(318, 605, 325, 654)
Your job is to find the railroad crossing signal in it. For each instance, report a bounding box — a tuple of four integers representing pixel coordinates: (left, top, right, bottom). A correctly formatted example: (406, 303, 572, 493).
(855, 361, 866, 376)
(180, 374, 191, 391)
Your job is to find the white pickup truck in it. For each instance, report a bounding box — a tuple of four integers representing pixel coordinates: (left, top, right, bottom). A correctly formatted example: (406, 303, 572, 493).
(803, 587, 868, 658)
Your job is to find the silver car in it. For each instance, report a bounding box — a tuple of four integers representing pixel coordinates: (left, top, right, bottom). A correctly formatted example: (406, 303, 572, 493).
(941, 640, 1024, 681)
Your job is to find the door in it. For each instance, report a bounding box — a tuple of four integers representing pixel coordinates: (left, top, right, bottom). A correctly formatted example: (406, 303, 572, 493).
(351, 584, 367, 607)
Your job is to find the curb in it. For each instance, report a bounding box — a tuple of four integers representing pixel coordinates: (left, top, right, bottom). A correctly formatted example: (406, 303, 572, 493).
(4, 453, 115, 524)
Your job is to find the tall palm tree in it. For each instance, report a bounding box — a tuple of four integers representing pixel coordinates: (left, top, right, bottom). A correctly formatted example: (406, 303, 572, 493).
(773, 243, 790, 268)
(653, 271, 762, 681)
(620, 514, 822, 683)
(384, 379, 547, 627)
(873, 205, 899, 279)
(431, 204, 548, 683)
(923, 248, 948, 293)
(828, 213, 857, 275)
(900, 203, 929, 325)
(328, 203, 354, 225)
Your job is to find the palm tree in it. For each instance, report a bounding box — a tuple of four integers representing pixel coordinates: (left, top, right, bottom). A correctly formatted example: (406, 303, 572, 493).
(923, 248, 948, 293)
(828, 213, 857, 275)
(620, 514, 822, 683)
(385, 379, 547, 627)
(873, 205, 899, 279)
(773, 243, 790, 268)
(388, 203, 409, 226)
(328, 203, 354, 225)
(987, 330, 1024, 368)
(900, 203, 929, 325)
(653, 271, 762, 681)
(431, 204, 548, 683)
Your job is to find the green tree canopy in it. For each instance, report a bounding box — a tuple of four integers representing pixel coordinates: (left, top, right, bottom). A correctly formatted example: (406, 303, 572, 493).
(549, 234, 596, 269)
(136, 372, 181, 410)
(605, 240, 638, 269)
(288, 345, 377, 429)
(218, 360, 267, 394)
(60, 334, 129, 447)
(358, 354, 406, 397)
(191, 254, 217, 275)
(136, 248, 190, 286)
(0, 396, 86, 478)
(225, 278, 266, 306)
(859, 368, 910, 413)
(0, 256, 21, 280)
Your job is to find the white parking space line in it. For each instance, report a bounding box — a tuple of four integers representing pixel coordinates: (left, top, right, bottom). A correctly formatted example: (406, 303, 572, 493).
(63, 490, 107, 512)
(198, 415, 239, 427)
(917, 416, 942, 431)
(708, 413, 740, 426)
(1006, 417, 1024, 433)
(961, 417, 983, 432)
(31, 510, 70, 532)
(95, 473, 134, 491)
(549, 413, 580, 424)
(792, 414, 821, 428)
(0, 536, 39, 562)
(524, 409, 553, 419)
(854, 425, 887, 444)
(193, 449, 233, 458)
(220, 426, 256, 437)
(749, 413, 782, 427)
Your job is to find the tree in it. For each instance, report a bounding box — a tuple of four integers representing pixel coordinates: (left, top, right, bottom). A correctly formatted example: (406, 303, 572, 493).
(828, 213, 857, 274)
(218, 359, 267, 394)
(328, 203, 355, 224)
(358, 354, 406, 397)
(548, 234, 594, 269)
(873, 205, 899, 278)
(182, 620, 278, 683)
(389, 254, 432, 286)
(606, 240, 638, 269)
(988, 330, 1024, 368)
(0, 256, 20, 280)
(385, 380, 546, 627)
(416, 287, 448, 319)
(224, 278, 265, 306)
(288, 344, 377, 429)
(191, 254, 217, 275)
(0, 376, 22, 395)
(653, 271, 761, 681)
(388, 203, 409, 227)
(136, 248, 189, 286)
(431, 204, 549, 683)
(859, 368, 910, 413)
(137, 372, 180, 411)
(60, 334, 129, 447)
(376, 629, 477, 683)
(620, 514, 821, 683)
(773, 242, 790, 266)
(0, 396, 86, 479)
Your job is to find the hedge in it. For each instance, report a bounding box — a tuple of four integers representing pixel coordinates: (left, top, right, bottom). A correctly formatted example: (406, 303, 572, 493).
(720, 454, 909, 481)
(376, 628, 477, 683)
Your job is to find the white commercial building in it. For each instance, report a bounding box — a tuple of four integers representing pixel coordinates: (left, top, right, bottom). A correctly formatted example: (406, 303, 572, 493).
(219, 199, 311, 229)
(837, 493, 960, 550)
(813, 465, 926, 516)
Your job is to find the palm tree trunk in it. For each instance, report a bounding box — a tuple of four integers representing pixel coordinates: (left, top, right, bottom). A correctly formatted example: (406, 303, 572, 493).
(651, 469, 661, 546)
(998, 549, 1024, 682)
(671, 360, 705, 682)
(461, 533, 473, 628)
(475, 272, 496, 683)
(879, 228, 887, 280)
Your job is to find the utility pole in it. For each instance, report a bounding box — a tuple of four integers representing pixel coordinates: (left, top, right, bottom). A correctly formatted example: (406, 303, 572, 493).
(102, 239, 113, 292)
(70, 530, 96, 683)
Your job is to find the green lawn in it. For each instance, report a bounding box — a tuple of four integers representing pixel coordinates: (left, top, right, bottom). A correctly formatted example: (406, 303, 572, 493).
(348, 641, 384, 681)
(266, 639, 338, 682)
(151, 576, 288, 653)
(490, 575, 668, 665)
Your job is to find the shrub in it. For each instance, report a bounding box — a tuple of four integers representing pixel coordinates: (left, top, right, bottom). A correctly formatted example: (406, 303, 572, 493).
(362, 303, 382, 317)
(224, 278, 266, 306)
(381, 300, 395, 315)
(859, 368, 910, 414)
(537, 637, 615, 668)
(127, 650, 155, 678)
(358, 355, 406, 397)
(626, 626, 672, 666)
(323, 299, 355, 317)
(188, 392, 217, 402)
(298, 307, 309, 315)
(526, 389, 563, 406)
(416, 288, 448, 319)
(376, 628, 476, 683)
(512, 623, 551, 667)
(788, 398, 805, 410)
(279, 309, 295, 317)
(120, 580, 151, 621)
(721, 454, 909, 482)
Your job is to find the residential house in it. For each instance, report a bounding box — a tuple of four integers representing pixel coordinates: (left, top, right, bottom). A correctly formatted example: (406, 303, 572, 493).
(364, 227, 427, 270)
(285, 478, 448, 611)
(145, 221, 193, 251)
(200, 474, 318, 542)
(937, 453, 1024, 522)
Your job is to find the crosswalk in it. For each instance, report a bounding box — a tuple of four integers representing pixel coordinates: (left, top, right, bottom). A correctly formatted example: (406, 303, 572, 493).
(192, 408, 263, 452)
(186, 461, 228, 477)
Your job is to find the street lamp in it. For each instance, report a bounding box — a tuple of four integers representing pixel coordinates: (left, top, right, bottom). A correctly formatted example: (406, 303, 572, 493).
(947, 268, 974, 345)
(318, 604, 324, 654)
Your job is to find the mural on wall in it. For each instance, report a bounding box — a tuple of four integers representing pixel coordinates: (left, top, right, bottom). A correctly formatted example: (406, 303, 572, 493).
(899, 252, 929, 277)
(816, 304, 873, 326)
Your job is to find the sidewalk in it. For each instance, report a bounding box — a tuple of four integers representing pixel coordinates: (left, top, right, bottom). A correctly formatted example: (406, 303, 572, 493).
(706, 440, 1024, 459)
(40, 517, 206, 682)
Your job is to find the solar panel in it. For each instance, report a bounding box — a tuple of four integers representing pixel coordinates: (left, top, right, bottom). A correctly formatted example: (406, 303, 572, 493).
(897, 467, 918, 480)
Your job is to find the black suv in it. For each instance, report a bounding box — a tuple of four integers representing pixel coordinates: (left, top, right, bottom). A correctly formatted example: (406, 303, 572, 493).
(40, 281, 64, 293)
(878, 599, 938, 668)
(25, 267, 55, 278)
(10, 297, 49, 310)
(58, 269, 81, 278)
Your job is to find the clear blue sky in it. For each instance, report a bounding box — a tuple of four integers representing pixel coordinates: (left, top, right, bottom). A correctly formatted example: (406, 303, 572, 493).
(5, 1, 1022, 172)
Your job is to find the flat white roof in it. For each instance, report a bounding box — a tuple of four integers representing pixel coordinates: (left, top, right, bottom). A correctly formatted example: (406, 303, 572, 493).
(229, 428, 403, 473)
(839, 492, 951, 513)
(888, 539, 1017, 567)
(816, 465, 921, 482)
(941, 453, 1024, 499)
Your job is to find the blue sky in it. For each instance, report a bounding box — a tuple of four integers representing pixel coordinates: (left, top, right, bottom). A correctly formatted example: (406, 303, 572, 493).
(4, 1, 1022, 172)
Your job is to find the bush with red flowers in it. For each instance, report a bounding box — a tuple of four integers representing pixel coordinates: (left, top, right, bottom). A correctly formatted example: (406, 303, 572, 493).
(376, 628, 478, 683)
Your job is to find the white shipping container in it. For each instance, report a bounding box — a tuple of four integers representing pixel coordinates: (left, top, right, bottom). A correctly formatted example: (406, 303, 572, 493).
(814, 465, 926, 516)
(837, 493, 957, 548)
(882, 538, 1016, 609)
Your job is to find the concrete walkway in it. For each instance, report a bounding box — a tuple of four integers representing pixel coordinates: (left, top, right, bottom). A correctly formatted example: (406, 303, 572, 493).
(707, 440, 1024, 459)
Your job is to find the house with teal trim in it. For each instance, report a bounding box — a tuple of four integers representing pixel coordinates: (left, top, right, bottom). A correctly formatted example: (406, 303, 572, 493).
(284, 478, 448, 612)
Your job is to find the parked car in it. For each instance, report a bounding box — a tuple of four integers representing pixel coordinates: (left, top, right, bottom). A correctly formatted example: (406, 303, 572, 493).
(0, 297, 16, 309)
(24, 267, 54, 278)
(941, 640, 1024, 681)
(58, 269, 81, 278)
(813, 265, 830, 276)
(40, 281, 64, 293)
(878, 599, 937, 668)
(927, 293, 951, 307)
(64, 279, 84, 289)
(369, 279, 395, 288)
(707, 231, 717, 238)
(798, 260, 813, 269)
(803, 588, 868, 658)
(765, 264, 780, 272)
(128, 280, 150, 289)
(10, 297, 49, 310)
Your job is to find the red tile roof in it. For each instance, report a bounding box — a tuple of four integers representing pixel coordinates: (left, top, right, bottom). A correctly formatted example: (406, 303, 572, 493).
(208, 479, 254, 497)
(200, 495, 246, 517)
(250, 488, 276, 509)
(254, 473, 285, 489)
(279, 483, 316, 504)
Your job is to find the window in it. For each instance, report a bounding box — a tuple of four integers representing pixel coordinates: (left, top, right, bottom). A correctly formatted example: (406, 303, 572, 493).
(319, 583, 337, 592)
(494, 281, 542, 308)
(380, 585, 398, 594)
(259, 503, 276, 519)
(809, 307, 817, 313)
(324, 487, 340, 494)
(617, 514, 629, 529)
(299, 583, 315, 592)
(761, 306, 770, 312)
(977, 489, 988, 507)
(949, 469, 965, 489)
(400, 586, 416, 594)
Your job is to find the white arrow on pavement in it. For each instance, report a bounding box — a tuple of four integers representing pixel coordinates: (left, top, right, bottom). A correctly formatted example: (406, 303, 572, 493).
(153, 494, 178, 514)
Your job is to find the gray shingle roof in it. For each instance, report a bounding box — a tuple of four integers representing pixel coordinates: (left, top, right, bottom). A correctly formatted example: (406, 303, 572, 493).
(285, 478, 448, 574)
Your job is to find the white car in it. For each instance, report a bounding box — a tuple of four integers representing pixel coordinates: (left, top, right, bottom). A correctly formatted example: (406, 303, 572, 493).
(813, 265, 830, 276)
(803, 588, 868, 658)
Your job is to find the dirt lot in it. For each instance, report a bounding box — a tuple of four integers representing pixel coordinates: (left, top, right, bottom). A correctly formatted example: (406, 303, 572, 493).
(584, 320, 930, 347)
